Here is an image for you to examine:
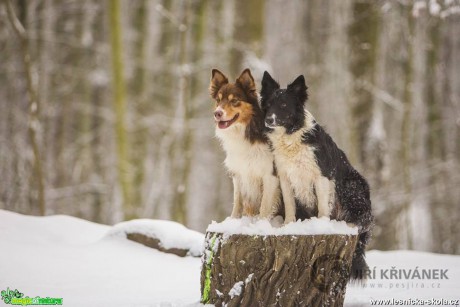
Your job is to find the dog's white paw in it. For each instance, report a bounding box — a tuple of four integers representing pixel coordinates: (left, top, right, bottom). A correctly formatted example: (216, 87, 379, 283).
(259, 209, 273, 220)
(230, 212, 242, 219)
(284, 215, 296, 225)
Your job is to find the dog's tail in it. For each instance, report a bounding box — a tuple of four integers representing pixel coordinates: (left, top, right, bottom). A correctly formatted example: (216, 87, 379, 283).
(350, 230, 371, 281)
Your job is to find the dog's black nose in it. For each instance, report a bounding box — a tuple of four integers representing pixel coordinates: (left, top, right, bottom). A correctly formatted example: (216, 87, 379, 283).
(265, 117, 275, 126)
(214, 110, 223, 120)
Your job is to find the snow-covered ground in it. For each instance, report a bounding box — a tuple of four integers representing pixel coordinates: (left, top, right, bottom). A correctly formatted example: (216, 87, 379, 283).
(1, 210, 459, 307)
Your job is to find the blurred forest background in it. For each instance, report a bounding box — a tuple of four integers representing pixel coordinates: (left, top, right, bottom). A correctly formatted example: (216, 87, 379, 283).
(1, 0, 459, 254)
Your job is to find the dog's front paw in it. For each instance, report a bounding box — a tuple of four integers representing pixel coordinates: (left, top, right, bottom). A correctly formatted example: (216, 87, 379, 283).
(259, 214, 273, 221)
(284, 214, 296, 225)
(259, 208, 273, 220)
(230, 212, 242, 219)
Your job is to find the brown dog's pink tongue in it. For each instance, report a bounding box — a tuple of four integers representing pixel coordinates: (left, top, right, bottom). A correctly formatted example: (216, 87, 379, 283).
(218, 121, 229, 129)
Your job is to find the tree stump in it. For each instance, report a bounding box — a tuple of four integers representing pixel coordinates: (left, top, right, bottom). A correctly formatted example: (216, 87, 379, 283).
(200, 232, 358, 307)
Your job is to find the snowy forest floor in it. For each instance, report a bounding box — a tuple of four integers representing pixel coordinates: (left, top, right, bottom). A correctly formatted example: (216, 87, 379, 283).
(1, 210, 459, 307)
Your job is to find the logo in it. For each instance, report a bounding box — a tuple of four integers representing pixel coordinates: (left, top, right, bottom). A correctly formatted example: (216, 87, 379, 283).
(1, 288, 63, 306)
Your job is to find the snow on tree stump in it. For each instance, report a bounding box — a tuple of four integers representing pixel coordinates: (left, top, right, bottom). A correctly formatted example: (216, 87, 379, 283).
(200, 217, 358, 307)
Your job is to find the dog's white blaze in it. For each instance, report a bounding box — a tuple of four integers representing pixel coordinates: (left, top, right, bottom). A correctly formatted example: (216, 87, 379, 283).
(216, 124, 280, 218)
(268, 110, 333, 217)
(264, 113, 277, 127)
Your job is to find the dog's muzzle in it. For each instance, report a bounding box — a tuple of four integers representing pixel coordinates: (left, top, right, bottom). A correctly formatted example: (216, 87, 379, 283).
(265, 114, 277, 128)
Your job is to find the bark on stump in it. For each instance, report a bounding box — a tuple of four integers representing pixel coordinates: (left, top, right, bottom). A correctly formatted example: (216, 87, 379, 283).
(200, 232, 358, 307)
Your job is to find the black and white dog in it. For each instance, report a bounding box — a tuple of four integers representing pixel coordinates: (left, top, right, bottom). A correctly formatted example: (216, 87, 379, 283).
(260, 71, 374, 280)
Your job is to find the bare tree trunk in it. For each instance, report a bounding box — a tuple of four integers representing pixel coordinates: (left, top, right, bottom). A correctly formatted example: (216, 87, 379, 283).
(139, 0, 163, 220)
(265, 0, 307, 83)
(408, 6, 432, 251)
(108, 0, 131, 219)
(349, 1, 380, 173)
(169, 0, 192, 224)
(399, 4, 414, 249)
(434, 9, 460, 254)
(131, 0, 149, 217)
(4, 0, 46, 216)
(316, 0, 354, 158)
(39, 0, 57, 215)
(231, 0, 264, 76)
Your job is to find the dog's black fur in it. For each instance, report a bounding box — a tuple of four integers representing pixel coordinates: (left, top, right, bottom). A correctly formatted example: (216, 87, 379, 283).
(261, 71, 374, 280)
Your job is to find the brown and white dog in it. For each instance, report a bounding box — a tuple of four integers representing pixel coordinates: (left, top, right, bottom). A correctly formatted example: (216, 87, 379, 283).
(209, 69, 286, 220)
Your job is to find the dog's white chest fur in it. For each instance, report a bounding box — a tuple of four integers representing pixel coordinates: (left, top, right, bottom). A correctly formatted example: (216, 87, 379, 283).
(269, 127, 320, 207)
(216, 125, 275, 209)
(216, 125, 273, 176)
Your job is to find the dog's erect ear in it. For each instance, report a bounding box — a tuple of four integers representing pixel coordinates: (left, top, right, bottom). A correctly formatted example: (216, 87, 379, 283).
(209, 69, 228, 99)
(236, 68, 256, 95)
(287, 75, 308, 103)
(260, 71, 280, 100)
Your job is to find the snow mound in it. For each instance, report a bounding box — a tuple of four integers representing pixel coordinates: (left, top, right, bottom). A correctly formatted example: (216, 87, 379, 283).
(207, 216, 358, 236)
(106, 219, 205, 257)
(0, 210, 202, 306)
(0, 209, 109, 245)
(2, 209, 460, 306)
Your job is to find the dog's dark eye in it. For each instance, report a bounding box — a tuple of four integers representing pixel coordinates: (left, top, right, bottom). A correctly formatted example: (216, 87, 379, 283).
(231, 99, 238, 104)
